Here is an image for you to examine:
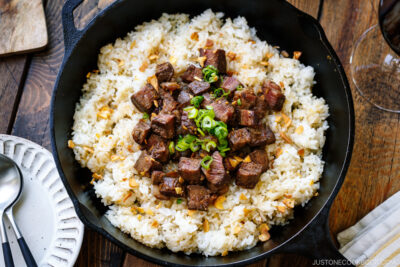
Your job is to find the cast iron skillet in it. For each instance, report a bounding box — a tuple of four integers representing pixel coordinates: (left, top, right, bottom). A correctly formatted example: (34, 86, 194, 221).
(50, 0, 355, 266)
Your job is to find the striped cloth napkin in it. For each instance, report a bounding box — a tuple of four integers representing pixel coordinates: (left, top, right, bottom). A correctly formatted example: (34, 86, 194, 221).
(337, 191, 400, 266)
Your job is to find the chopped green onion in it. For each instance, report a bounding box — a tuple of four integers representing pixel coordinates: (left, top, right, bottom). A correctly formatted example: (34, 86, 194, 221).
(177, 198, 182, 204)
(175, 134, 196, 151)
(169, 141, 175, 154)
(142, 113, 149, 120)
(237, 99, 242, 106)
(202, 65, 219, 83)
(188, 109, 198, 119)
(190, 141, 200, 152)
(212, 88, 224, 98)
(190, 96, 204, 108)
(201, 156, 213, 170)
(214, 126, 228, 140)
(201, 116, 216, 131)
(202, 140, 217, 152)
(236, 84, 243, 91)
(197, 128, 205, 136)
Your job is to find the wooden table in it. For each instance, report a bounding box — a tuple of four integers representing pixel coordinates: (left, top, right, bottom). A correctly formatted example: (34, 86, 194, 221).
(0, 0, 395, 266)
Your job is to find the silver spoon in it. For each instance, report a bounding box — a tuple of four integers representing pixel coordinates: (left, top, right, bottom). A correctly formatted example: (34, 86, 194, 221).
(0, 154, 37, 267)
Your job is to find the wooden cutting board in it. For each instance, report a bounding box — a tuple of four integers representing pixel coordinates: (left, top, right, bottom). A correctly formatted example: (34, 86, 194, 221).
(0, 0, 48, 57)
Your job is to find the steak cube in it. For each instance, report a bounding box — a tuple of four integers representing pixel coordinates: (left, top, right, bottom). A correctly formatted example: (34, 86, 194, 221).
(248, 125, 276, 147)
(202, 151, 228, 186)
(179, 157, 202, 184)
(177, 89, 193, 108)
(151, 113, 175, 139)
(160, 89, 178, 113)
(238, 110, 257, 127)
(151, 171, 165, 185)
(221, 76, 240, 94)
(207, 182, 229, 195)
(210, 101, 235, 124)
(186, 185, 212, 211)
(152, 185, 169, 200)
(147, 134, 169, 162)
(181, 65, 203, 83)
(201, 93, 213, 108)
(130, 83, 159, 113)
(181, 110, 197, 135)
(134, 151, 162, 176)
(249, 150, 269, 172)
(159, 177, 184, 197)
(262, 81, 285, 111)
(156, 62, 174, 82)
(228, 128, 251, 151)
(199, 48, 227, 73)
(132, 120, 151, 145)
(233, 89, 257, 109)
(236, 162, 263, 189)
(188, 80, 210, 95)
(254, 94, 269, 120)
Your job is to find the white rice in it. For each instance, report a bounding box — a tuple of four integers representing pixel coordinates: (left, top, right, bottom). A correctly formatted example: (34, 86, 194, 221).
(71, 10, 329, 256)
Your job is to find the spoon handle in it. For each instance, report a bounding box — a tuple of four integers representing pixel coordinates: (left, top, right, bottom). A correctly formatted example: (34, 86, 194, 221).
(5, 210, 37, 267)
(17, 237, 37, 267)
(2, 242, 14, 267)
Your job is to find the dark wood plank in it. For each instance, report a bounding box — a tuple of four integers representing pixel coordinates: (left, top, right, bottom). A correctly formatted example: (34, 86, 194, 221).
(0, 55, 28, 133)
(75, 228, 124, 267)
(320, 0, 400, 238)
(9, 0, 124, 266)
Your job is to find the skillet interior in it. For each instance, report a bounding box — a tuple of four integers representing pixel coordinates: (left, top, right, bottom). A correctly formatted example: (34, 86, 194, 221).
(51, 0, 354, 265)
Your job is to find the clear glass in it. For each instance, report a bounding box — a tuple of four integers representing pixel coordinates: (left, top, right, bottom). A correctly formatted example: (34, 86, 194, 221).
(350, 0, 400, 112)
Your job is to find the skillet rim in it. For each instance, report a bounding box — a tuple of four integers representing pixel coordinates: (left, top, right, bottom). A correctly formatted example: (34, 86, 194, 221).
(50, 0, 355, 266)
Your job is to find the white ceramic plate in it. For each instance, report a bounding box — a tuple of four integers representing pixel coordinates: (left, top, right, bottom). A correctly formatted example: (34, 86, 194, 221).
(0, 135, 84, 267)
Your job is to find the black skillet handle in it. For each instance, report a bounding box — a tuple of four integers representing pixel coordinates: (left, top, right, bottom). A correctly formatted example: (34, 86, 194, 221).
(62, 0, 84, 57)
(277, 204, 355, 267)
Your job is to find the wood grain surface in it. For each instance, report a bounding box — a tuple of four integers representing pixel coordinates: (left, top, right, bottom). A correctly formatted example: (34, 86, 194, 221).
(0, 0, 48, 56)
(0, 0, 399, 266)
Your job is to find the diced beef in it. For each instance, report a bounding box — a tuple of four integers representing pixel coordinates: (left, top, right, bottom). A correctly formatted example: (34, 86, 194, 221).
(181, 110, 197, 134)
(134, 151, 162, 176)
(151, 170, 165, 185)
(179, 157, 202, 184)
(152, 185, 169, 200)
(188, 80, 210, 95)
(248, 125, 276, 147)
(171, 149, 192, 161)
(147, 134, 169, 162)
(160, 89, 178, 114)
(201, 93, 213, 108)
(221, 76, 241, 94)
(228, 128, 251, 151)
(186, 185, 212, 211)
(254, 94, 269, 120)
(159, 177, 184, 197)
(233, 89, 257, 109)
(161, 82, 180, 92)
(202, 151, 228, 186)
(236, 162, 263, 189)
(177, 89, 193, 108)
(132, 120, 151, 145)
(199, 48, 227, 73)
(262, 81, 285, 111)
(249, 150, 269, 172)
(151, 113, 175, 139)
(209, 100, 235, 124)
(181, 65, 203, 83)
(130, 83, 158, 113)
(156, 62, 174, 82)
(207, 182, 229, 195)
(238, 109, 257, 127)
